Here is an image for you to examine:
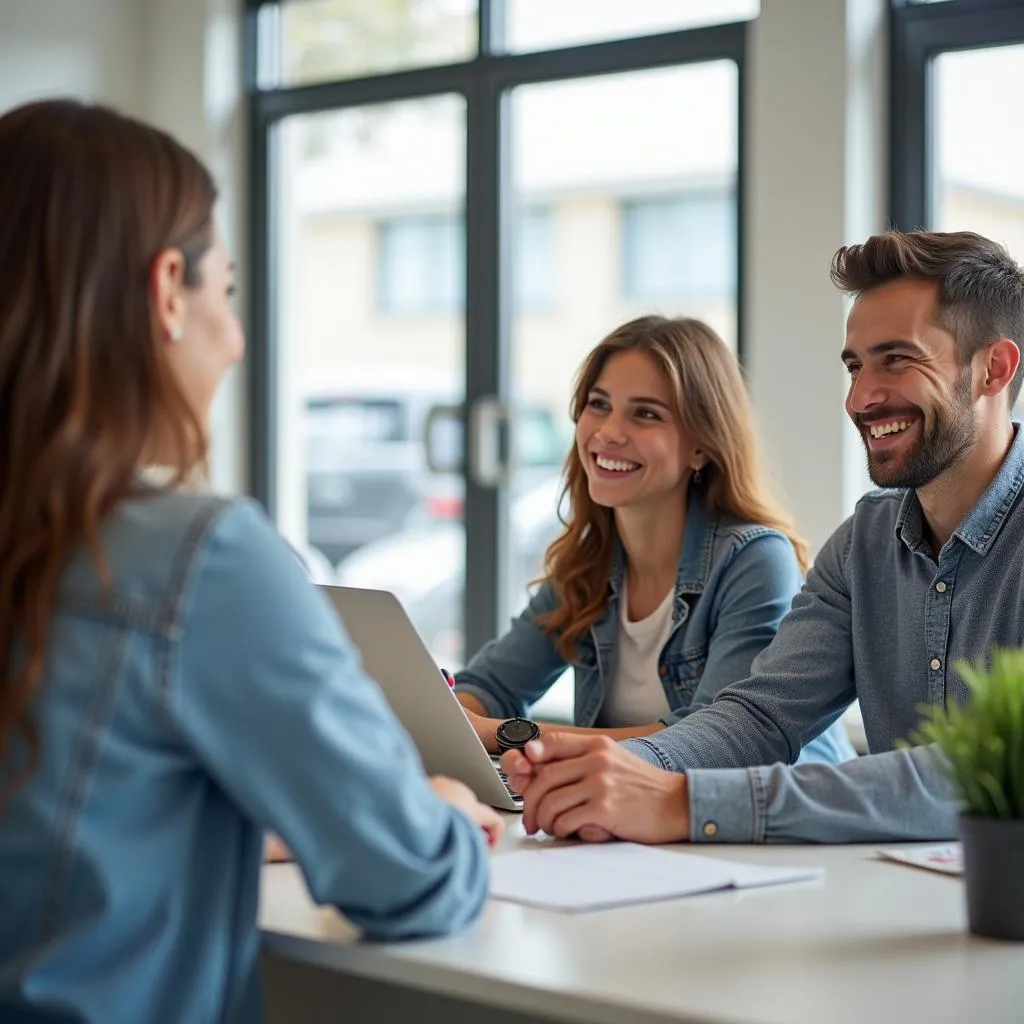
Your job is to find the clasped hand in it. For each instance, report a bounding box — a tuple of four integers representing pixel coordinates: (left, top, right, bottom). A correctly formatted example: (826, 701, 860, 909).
(500, 733, 690, 844)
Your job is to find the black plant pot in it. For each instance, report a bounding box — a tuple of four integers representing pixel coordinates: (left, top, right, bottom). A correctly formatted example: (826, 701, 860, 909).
(959, 814, 1024, 940)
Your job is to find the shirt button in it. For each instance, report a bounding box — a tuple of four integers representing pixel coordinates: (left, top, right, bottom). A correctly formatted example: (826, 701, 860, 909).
(702, 822, 718, 838)
(935, 582, 947, 593)
(930, 658, 941, 670)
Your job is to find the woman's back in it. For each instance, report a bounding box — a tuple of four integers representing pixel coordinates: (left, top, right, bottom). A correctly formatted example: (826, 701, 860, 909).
(0, 99, 495, 1022)
(0, 490, 489, 1023)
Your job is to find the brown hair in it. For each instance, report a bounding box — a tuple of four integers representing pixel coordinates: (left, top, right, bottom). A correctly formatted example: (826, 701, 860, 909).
(538, 315, 809, 661)
(831, 229, 1024, 405)
(0, 100, 216, 802)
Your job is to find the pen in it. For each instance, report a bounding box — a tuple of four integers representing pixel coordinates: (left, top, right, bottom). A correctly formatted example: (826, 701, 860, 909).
(441, 668, 455, 689)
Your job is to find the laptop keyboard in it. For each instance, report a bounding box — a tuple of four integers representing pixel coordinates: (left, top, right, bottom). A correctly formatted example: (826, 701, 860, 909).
(492, 759, 523, 805)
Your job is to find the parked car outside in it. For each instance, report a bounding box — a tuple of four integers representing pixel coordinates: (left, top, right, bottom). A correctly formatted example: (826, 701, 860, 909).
(335, 474, 574, 721)
(304, 373, 567, 565)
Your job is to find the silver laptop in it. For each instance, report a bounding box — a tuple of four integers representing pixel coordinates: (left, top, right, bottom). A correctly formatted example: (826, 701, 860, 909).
(319, 585, 522, 811)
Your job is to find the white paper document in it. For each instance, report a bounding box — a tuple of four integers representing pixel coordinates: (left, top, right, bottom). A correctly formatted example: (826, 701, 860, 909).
(490, 843, 823, 913)
(876, 844, 964, 876)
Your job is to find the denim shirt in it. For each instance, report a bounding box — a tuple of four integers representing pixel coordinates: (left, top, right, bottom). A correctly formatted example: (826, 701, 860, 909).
(623, 425, 1024, 844)
(456, 494, 855, 766)
(0, 492, 488, 1024)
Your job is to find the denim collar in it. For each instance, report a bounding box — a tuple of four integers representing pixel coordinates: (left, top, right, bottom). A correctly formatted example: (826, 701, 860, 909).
(894, 422, 1024, 557)
(608, 487, 717, 602)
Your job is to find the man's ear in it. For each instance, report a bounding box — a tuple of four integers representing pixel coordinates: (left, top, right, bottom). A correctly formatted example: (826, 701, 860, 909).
(978, 338, 1021, 400)
(150, 248, 187, 343)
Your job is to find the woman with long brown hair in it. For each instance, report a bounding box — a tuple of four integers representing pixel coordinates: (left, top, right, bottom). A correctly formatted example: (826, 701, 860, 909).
(455, 315, 854, 765)
(0, 99, 499, 1023)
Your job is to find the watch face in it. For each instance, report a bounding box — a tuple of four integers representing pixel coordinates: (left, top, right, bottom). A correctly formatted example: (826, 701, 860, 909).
(500, 718, 538, 745)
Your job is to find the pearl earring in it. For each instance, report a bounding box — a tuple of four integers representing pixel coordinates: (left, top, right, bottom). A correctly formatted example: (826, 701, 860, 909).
(170, 325, 183, 342)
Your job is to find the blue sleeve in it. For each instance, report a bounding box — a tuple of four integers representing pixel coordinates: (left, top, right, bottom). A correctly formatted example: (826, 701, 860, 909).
(662, 531, 801, 720)
(656, 531, 856, 765)
(170, 501, 489, 940)
(625, 519, 859, 772)
(684, 744, 956, 843)
(453, 582, 569, 720)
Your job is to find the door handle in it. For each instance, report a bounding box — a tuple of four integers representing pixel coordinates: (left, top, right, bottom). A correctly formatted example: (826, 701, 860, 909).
(468, 397, 510, 488)
(423, 403, 464, 475)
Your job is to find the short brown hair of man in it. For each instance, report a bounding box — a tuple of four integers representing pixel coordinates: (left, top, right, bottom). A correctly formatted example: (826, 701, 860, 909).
(830, 229, 1024, 407)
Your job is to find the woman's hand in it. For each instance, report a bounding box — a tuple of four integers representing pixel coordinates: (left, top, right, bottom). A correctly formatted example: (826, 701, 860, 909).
(456, 704, 503, 755)
(430, 775, 505, 849)
(264, 834, 293, 862)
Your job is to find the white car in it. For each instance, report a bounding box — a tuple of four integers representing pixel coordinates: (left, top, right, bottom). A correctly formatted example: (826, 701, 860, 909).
(336, 475, 574, 720)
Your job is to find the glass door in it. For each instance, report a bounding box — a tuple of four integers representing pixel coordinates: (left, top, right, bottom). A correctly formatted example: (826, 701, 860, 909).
(274, 95, 470, 664)
(250, 0, 750, 672)
(503, 60, 741, 718)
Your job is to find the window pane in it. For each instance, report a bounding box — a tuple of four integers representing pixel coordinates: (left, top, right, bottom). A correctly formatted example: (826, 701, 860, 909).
(505, 62, 739, 720)
(622, 192, 735, 301)
(933, 43, 1024, 411)
(502, 0, 757, 53)
(274, 0, 477, 87)
(378, 214, 465, 313)
(514, 206, 556, 310)
(933, 45, 1024, 265)
(275, 96, 467, 665)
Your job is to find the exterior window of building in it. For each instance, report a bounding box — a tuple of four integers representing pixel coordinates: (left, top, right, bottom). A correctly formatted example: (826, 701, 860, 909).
(378, 214, 464, 313)
(621, 191, 735, 302)
(514, 206, 555, 311)
(377, 206, 555, 314)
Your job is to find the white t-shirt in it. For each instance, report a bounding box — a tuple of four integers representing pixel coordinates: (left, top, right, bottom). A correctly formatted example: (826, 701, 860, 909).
(600, 579, 674, 728)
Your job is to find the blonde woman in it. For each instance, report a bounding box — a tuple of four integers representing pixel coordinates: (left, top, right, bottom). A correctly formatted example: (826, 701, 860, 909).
(455, 315, 854, 765)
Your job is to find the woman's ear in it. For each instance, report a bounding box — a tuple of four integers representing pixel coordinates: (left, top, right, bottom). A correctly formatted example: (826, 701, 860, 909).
(150, 248, 187, 344)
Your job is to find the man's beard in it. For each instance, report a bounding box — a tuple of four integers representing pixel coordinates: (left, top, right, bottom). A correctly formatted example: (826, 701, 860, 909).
(860, 370, 977, 489)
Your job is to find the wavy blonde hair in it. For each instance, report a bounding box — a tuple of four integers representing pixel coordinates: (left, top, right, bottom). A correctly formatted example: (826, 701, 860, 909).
(538, 315, 809, 661)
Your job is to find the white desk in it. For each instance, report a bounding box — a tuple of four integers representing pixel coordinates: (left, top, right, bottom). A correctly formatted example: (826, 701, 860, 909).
(259, 819, 1024, 1024)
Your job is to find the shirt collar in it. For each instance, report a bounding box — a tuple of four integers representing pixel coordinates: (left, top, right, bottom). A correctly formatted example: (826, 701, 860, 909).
(894, 422, 1024, 556)
(609, 488, 716, 597)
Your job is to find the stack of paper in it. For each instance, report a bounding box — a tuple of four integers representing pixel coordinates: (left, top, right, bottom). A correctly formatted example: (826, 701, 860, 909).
(490, 843, 822, 913)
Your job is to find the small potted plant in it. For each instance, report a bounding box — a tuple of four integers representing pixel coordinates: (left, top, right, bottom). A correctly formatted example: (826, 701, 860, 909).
(909, 648, 1024, 940)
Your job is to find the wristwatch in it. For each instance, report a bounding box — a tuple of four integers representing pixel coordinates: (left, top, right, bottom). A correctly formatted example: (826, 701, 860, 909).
(495, 717, 541, 754)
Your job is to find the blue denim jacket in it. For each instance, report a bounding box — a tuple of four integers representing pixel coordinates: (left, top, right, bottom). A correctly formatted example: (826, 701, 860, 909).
(456, 494, 855, 765)
(0, 492, 488, 1024)
(623, 425, 1024, 844)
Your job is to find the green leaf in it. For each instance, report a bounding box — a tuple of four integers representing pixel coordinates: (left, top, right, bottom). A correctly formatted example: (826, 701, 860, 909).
(914, 649, 1024, 819)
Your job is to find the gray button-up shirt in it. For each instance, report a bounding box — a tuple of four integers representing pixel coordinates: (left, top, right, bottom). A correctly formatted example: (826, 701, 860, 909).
(622, 424, 1024, 843)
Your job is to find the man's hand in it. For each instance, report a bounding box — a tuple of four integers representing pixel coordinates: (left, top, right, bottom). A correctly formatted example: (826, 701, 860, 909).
(501, 734, 690, 844)
(430, 775, 505, 848)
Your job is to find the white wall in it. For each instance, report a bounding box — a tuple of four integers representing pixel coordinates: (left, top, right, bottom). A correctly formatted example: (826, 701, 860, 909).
(0, 0, 144, 114)
(0, 0, 248, 494)
(141, 0, 248, 494)
(745, 0, 885, 553)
